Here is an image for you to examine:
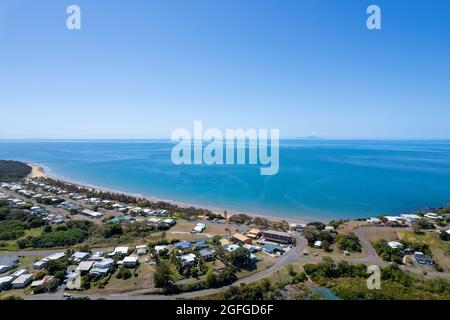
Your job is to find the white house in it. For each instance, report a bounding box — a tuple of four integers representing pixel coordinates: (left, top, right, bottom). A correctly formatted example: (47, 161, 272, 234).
(387, 241, 404, 250)
(12, 274, 33, 289)
(123, 256, 139, 268)
(93, 259, 114, 269)
(368, 217, 381, 224)
(424, 213, 440, 220)
(180, 253, 196, 267)
(109, 246, 129, 257)
(192, 223, 206, 234)
(135, 245, 148, 256)
(33, 260, 47, 269)
(163, 218, 176, 226)
(154, 245, 169, 254)
(325, 226, 335, 231)
(400, 214, 421, 223)
(81, 209, 103, 218)
(0, 276, 14, 290)
(43, 252, 65, 262)
(385, 216, 402, 223)
(10, 269, 27, 278)
(314, 240, 322, 248)
(71, 252, 91, 262)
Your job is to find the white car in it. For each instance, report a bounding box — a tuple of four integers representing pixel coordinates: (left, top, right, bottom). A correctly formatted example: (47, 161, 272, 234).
(63, 293, 72, 298)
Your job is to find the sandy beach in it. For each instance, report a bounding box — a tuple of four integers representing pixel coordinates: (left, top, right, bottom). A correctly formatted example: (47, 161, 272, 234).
(25, 163, 315, 224)
(27, 164, 47, 178)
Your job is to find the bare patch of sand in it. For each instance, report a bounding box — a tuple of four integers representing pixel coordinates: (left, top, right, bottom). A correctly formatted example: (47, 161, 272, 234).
(27, 164, 47, 178)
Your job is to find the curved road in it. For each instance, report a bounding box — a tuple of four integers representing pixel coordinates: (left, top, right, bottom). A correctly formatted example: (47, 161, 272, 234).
(25, 234, 306, 300)
(20, 228, 450, 300)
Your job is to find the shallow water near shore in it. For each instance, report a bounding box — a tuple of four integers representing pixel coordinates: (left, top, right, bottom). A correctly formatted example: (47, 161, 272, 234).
(1, 139, 450, 221)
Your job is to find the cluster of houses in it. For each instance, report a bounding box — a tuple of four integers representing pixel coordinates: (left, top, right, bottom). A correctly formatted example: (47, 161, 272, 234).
(0, 254, 61, 292)
(386, 241, 434, 266)
(29, 205, 65, 224)
(368, 212, 448, 225)
(228, 228, 295, 257)
(26, 179, 173, 220)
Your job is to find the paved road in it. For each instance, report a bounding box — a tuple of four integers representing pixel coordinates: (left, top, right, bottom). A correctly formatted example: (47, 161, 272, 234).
(0, 249, 64, 258)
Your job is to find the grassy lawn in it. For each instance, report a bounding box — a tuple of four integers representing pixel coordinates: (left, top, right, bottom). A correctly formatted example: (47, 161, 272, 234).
(236, 253, 276, 279)
(398, 230, 450, 271)
(0, 227, 43, 251)
(166, 220, 230, 241)
(19, 255, 44, 268)
(87, 263, 156, 295)
(304, 245, 366, 260)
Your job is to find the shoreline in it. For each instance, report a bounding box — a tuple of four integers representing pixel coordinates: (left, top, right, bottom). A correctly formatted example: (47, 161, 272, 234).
(26, 163, 320, 224)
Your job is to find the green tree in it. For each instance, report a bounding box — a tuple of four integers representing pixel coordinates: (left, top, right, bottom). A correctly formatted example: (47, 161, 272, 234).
(154, 260, 175, 288)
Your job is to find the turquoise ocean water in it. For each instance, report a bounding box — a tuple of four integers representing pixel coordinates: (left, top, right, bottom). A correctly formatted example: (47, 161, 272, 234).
(1, 140, 450, 221)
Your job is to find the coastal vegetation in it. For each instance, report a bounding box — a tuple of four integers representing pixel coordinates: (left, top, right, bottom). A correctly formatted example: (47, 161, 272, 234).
(17, 220, 93, 248)
(335, 233, 362, 252)
(0, 202, 46, 242)
(36, 177, 217, 220)
(303, 257, 450, 300)
(0, 160, 31, 182)
(373, 239, 432, 263)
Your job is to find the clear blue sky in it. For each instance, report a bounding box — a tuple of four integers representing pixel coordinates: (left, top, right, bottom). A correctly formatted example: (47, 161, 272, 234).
(0, 0, 449, 139)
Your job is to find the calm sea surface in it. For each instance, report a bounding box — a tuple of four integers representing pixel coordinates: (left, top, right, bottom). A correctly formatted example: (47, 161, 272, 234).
(1, 140, 450, 221)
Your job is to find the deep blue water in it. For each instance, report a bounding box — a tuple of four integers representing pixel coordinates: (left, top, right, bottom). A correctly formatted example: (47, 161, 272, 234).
(1, 140, 450, 221)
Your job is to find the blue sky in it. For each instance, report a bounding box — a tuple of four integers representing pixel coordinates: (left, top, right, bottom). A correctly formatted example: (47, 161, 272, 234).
(0, 0, 449, 139)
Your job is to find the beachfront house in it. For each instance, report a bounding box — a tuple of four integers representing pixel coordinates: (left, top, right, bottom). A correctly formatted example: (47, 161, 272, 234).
(246, 228, 262, 239)
(385, 216, 402, 224)
(424, 213, 440, 220)
(400, 214, 421, 223)
(232, 233, 252, 245)
(289, 224, 305, 231)
(262, 230, 294, 244)
(368, 217, 381, 224)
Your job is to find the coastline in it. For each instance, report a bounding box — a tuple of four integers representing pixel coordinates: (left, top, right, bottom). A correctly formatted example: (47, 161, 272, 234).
(26, 163, 319, 224)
